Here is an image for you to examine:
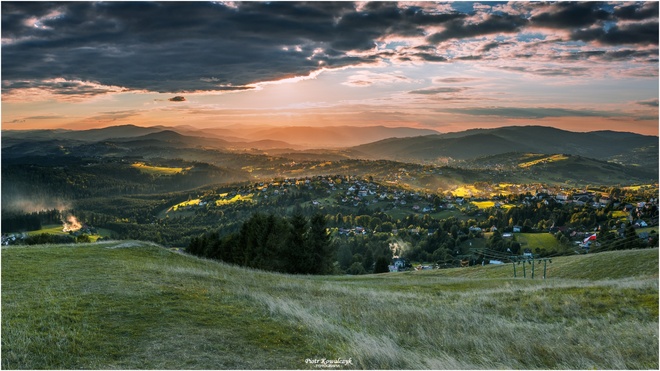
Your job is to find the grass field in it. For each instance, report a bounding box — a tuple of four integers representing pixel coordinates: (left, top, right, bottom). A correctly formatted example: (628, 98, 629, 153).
(215, 193, 254, 206)
(25, 224, 69, 236)
(518, 154, 569, 168)
(131, 162, 189, 175)
(515, 232, 568, 253)
(2, 242, 657, 369)
(471, 200, 514, 210)
(25, 224, 113, 242)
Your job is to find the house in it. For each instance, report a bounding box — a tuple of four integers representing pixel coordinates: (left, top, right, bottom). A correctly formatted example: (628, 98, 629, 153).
(502, 232, 513, 238)
(599, 196, 611, 206)
(635, 220, 648, 228)
(389, 258, 408, 272)
(512, 225, 522, 233)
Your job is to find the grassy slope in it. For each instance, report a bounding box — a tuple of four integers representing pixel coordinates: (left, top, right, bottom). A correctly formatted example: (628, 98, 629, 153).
(2, 242, 658, 369)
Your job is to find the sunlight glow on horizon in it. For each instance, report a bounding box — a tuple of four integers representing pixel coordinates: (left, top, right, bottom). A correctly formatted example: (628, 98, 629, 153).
(2, 1, 658, 136)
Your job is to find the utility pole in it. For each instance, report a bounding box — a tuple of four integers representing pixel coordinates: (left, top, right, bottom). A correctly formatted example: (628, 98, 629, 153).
(510, 252, 552, 279)
(513, 261, 517, 278)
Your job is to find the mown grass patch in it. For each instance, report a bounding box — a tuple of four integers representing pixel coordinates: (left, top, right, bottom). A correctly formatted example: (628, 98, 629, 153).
(3, 243, 657, 369)
(515, 232, 568, 253)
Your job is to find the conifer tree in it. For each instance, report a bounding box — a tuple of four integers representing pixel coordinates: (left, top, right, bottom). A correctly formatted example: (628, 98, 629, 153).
(287, 208, 309, 274)
(308, 213, 333, 274)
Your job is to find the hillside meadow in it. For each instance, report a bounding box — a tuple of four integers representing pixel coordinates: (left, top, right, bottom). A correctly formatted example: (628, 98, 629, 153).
(2, 241, 658, 369)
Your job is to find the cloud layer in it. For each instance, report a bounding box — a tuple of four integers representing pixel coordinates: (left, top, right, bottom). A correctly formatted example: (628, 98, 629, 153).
(2, 1, 658, 97)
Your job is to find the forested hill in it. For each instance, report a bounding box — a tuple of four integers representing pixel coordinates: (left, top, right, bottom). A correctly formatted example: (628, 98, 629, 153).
(349, 125, 658, 168)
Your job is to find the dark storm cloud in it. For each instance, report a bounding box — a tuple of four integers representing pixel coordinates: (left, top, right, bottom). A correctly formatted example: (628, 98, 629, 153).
(614, 2, 659, 21)
(3, 79, 127, 97)
(530, 2, 612, 28)
(570, 22, 659, 45)
(427, 14, 528, 44)
(480, 41, 513, 52)
(2, 1, 658, 96)
(2, 1, 373, 93)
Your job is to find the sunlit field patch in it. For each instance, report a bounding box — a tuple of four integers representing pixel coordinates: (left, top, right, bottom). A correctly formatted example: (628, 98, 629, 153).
(131, 162, 188, 175)
(215, 194, 254, 206)
(451, 185, 479, 197)
(518, 154, 569, 168)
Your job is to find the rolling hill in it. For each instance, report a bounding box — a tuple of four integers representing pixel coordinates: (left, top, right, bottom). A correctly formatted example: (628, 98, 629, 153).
(2, 124, 657, 188)
(350, 125, 658, 169)
(462, 152, 659, 185)
(2, 242, 657, 369)
(239, 125, 440, 148)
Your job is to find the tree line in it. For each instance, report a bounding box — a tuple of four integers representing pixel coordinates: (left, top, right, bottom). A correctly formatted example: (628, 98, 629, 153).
(187, 210, 335, 275)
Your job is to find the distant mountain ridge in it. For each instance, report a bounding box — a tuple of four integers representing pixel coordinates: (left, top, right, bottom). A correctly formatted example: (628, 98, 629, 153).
(1, 124, 439, 150)
(349, 125, 658, 169)
(239, 125, 439, 148)
(2, 124, 657, 172)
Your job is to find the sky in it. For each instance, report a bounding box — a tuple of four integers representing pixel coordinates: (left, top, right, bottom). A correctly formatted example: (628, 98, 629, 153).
(2, 1, 659, 135)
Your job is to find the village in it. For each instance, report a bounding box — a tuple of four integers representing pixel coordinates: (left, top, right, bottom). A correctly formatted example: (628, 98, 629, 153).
(169, 175, 658, 256)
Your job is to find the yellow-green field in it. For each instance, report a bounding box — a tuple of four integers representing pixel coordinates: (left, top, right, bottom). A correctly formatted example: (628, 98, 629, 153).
(25, 224, 111, 242)
(611, 210, 629, 221)
(471, 201, 514, 210)
(131, 162, 189, 175)
(215, 194, 254, 206)
(451, 185, 479, 197)
(168, 199, 201, 212)
(518, 154, 569, 168)
(26, 224, 69, 236)
(515, 232, 567, 252)
(166, 194, 255, 214)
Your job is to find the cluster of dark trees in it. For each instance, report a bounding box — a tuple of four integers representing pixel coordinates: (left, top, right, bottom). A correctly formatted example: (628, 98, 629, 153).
(187, 210, 335, 275)
(1, 209, 62, 233)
